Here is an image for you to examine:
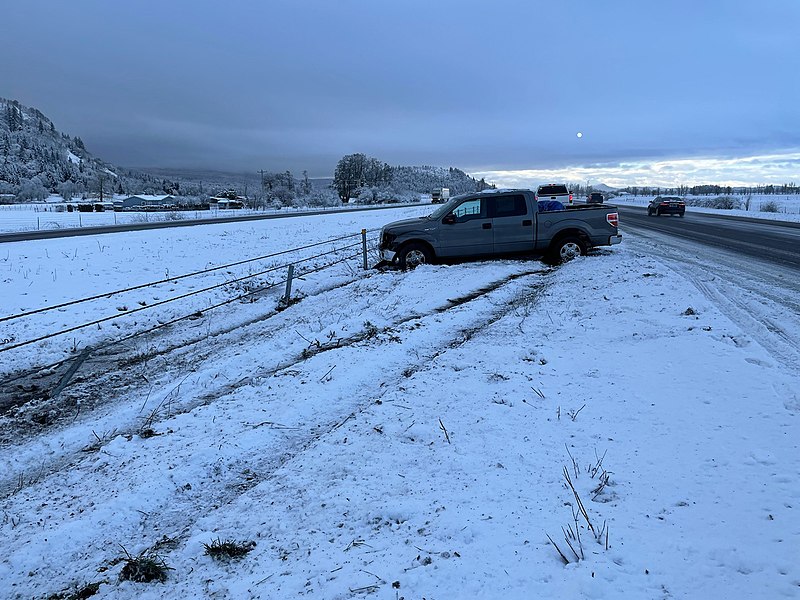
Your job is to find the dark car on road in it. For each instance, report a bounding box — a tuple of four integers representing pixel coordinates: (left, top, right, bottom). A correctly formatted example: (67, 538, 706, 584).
(648, 196, 686, 217)
(587, 192, 605, 204)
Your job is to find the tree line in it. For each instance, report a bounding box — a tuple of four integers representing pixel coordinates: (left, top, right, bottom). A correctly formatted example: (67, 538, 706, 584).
(332, 153, 491, 203)
(618, 184, 799, 197)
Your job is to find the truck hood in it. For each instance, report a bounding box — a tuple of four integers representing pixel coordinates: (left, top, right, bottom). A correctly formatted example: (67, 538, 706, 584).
(383, 216, 430, 231)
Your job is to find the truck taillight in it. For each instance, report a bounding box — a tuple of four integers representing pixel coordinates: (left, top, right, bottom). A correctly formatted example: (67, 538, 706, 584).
(569, 193, 573, 203)
(607, 213, 618, 227)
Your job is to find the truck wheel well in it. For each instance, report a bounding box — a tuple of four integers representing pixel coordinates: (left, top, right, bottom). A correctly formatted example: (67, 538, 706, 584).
(550, 228, 590, 247)
(397, 239, 435, 259)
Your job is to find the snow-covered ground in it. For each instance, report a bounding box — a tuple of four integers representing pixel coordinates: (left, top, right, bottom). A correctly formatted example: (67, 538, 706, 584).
(1, 209, 799, 599)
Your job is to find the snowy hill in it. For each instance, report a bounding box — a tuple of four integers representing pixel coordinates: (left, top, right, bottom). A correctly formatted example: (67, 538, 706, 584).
(0, 97, 122, 200)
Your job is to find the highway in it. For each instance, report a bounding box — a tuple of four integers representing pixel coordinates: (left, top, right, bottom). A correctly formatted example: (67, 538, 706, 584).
(0, 203, 419, 244)
(616, 205, 800, 271)
(612, 204, 800, 375)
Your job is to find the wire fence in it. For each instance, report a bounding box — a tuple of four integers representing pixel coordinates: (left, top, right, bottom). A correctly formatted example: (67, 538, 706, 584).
(0, 230, 375, 324)
(0, 230, 383, 387)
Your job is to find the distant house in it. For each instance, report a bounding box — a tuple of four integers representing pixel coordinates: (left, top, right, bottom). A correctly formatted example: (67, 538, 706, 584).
(115, 195, 176, 210)
(209, 195, 246, 209)
(211, 198, 244, 209)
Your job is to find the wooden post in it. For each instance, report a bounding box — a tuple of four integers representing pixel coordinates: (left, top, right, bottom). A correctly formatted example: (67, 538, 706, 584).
(283, 264, 294, 305)
(361, 229, 368, 270)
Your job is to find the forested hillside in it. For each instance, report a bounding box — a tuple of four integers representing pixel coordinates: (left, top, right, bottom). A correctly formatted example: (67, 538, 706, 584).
(333, 153, 491, 203)
(1, 97, 122, 200)
(1, 98, 487, 206)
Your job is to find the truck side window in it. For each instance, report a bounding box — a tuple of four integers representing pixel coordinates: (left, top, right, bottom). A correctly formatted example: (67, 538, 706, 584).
(451, 199, 486, 222)
(491, 195, 527, 218)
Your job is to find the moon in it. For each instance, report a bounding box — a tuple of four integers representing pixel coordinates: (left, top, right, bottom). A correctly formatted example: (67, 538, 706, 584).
(576, 132, 583, 138)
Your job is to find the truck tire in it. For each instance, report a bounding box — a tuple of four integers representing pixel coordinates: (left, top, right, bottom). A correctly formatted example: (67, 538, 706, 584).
(548, 236, 586, 264)
(398, 242, 433, 270)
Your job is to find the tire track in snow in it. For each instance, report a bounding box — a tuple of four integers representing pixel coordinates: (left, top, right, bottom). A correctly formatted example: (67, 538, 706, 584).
(0, 266, 549, 497)
(0, 265, 552, 598)
(628, 230, 800, 375)
(0, 266, 403, 437)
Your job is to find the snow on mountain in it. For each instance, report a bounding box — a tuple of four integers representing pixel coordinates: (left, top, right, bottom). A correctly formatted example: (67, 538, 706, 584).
(593, 183, 617, 192)
(0, 97, 122, 199)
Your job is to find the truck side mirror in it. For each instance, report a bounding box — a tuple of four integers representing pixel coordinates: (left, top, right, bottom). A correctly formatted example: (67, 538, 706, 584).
(443, 214, 456, 225)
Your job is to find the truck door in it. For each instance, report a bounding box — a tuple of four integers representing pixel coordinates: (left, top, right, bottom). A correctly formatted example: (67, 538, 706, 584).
(489, 194, 534, 253)
(437, 197, 493, 257)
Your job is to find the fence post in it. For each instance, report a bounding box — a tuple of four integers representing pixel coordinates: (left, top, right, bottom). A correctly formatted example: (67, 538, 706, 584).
(283, 264, 294, 306)
(361, 229, 368, 270)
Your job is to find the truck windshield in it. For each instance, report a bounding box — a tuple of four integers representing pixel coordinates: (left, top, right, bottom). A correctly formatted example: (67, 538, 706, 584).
(428, 201, 456, 219)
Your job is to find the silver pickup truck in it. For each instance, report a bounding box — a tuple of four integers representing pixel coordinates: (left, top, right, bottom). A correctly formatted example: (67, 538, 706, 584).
(379, 189, 622, 268)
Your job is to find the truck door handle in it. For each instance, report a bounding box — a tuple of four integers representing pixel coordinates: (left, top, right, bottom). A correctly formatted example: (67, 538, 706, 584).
(522, 220, 532, 226)
(482, 223, 492, 229)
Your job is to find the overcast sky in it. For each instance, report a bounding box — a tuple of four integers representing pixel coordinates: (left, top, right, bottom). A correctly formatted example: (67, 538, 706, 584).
(3, 0, 799, 186)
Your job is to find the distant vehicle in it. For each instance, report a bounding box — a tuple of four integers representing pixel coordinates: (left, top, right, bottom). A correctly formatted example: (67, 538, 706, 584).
(379, 188, 621, 268)
(536, 183, 573, 205)
(587, 192, 605, 204)
(647, 196, 685, 217)
(431, 188, 450, 204)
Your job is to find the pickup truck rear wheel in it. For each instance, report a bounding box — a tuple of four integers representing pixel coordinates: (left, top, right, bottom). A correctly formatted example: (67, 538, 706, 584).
(549, 236, 586, 264)
(398, 242, 433, 270)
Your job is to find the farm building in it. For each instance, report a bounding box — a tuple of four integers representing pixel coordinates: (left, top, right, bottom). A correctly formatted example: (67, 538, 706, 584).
(114, 195, 176, 210)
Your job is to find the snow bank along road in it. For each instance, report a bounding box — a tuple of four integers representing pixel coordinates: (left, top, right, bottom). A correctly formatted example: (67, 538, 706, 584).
(0, 208, 799, 599)
(617, 207, 800, 372)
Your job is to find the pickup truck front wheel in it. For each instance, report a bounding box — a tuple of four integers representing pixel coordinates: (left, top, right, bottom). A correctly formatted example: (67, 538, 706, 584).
(397, 242, 433, 270)
(548, 236, 586, 264)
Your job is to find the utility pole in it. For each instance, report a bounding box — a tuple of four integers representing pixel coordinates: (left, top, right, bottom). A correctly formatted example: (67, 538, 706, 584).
(259, 170, 266, 210)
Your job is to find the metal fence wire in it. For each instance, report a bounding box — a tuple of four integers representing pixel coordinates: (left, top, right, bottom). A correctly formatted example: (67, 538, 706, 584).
(0, 230, 382, 386)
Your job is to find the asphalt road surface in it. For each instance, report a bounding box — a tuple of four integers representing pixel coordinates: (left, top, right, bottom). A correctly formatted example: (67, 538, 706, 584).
(616, 205, 800, 271)
(0, 204, 416, 244)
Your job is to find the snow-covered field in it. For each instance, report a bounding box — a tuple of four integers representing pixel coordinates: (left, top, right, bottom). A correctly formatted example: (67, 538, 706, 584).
(0, 202, 384, 234)
(1, 208, 799, 599)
